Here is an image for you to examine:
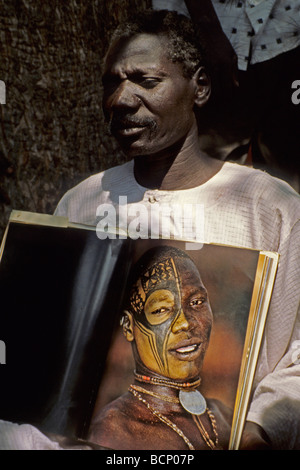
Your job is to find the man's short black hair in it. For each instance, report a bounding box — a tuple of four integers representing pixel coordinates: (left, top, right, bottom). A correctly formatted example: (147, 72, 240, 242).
(109, 9, 207, 79)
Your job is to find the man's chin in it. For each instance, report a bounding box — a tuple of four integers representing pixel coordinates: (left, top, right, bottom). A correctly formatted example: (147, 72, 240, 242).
(121, 147, 155, 160)
(166, 359, 204, 383)
(114, 134, 160, 159)
(114, 139, 146, 158)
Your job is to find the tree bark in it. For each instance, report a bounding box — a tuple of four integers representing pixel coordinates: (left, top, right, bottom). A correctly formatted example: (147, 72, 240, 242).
(0, 0, 151, 237)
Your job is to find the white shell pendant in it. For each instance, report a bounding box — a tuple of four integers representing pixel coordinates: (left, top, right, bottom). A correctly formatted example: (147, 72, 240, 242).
(179, 390, 207, 415)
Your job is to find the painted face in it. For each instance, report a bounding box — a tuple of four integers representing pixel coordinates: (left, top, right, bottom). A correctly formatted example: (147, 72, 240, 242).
(102, 33, 197, 158)
(128, 255, 213, 381)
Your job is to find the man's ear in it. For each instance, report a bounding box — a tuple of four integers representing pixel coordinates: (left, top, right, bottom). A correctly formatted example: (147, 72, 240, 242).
(192, 66, 211, 108)
(121, 310, 135, 342)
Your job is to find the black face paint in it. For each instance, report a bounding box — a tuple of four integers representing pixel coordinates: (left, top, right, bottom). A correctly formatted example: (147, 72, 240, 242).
(129, 256, 182, 374)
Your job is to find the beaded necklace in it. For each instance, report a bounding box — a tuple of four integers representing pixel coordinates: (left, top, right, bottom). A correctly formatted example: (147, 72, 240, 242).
(134, 370, 201, 390)
(129, 385, 195, 450)
(129, 375, 219, 450)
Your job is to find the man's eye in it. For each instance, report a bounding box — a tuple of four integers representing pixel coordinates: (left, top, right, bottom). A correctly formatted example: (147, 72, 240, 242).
(151, 307, 168, 315)
(190, 298, 204, 307)
(139, 78, 160, 89)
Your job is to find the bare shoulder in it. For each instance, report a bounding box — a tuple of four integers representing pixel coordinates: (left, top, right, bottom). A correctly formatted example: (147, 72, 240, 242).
(87, 393, 140, 449)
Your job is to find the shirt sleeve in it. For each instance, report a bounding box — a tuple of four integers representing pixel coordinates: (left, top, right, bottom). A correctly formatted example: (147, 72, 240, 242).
(247, 209, 300, 449)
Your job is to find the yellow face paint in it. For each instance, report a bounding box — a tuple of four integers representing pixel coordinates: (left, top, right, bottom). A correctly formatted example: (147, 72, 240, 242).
(144, 289, 175, 325)
(128, 249, 213, 382)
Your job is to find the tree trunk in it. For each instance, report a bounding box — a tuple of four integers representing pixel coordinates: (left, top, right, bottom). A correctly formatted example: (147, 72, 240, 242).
(0, 0, 151, 238)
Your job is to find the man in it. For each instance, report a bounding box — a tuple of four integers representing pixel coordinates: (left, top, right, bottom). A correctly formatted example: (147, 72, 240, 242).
(55, 10, 300, 449)
(88, 245, 232, 450)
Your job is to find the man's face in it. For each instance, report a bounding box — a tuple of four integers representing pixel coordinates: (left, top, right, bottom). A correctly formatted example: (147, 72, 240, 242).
(102, 33, 197, 158)
(128, 255, 213, 382)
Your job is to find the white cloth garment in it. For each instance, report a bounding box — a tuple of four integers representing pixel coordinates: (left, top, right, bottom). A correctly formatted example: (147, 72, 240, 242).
(55, 160, 300, 449)
(0, 420, 99, 450)
(152, 0, 300, 70)
(0, 420, 62, 450)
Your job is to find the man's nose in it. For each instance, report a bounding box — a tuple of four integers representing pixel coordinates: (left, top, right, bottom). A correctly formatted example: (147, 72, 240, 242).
(172, 308, 190, 333)
(108, 81, 141, 110)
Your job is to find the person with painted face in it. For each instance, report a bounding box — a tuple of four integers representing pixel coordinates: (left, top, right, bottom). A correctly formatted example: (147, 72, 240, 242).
(88, 246, 232, 450)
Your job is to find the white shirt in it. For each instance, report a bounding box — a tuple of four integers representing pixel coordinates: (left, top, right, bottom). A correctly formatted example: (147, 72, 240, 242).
(152, 0, 300, 70)
(55, 160, 300, 449)
(0, 420, 98, 450)
(0, 420, 62, 450)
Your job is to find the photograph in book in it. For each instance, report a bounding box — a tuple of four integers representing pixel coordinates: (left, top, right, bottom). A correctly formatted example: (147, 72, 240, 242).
(0, 211, 278, 450)
(89, 237, 279, 450)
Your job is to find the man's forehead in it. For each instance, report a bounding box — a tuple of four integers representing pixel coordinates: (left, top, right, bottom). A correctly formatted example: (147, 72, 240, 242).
(129, 254, 206, 316)
(139, 256, 203, 291)
(104, 33, 170, 71)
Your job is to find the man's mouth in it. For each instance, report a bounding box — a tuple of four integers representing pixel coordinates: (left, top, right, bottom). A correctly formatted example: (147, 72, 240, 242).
(117, 125, 146, 137)
(170, 340, 202, 360)
(175, 344, 199, 354)
(110, 117, 157, 137)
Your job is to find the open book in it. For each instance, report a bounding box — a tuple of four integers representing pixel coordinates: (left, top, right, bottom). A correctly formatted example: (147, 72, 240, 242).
(0, 211, 279, 450)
